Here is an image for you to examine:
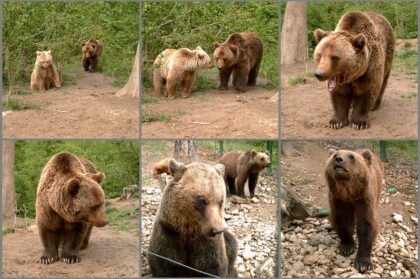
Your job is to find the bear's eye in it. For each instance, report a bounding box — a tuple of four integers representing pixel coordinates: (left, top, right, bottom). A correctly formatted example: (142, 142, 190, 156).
(75, 210, 81, 215)
(349, 154, 355, 161)
(91, 205, 100, 211)
(195, 196, 209, 207)
(331, 55, 340, 63)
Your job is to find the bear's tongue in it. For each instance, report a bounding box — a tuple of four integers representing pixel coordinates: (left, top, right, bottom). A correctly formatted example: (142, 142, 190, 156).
(327, 76, 337, 92)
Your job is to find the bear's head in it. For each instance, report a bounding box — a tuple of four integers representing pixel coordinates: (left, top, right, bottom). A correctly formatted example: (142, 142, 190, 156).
(55, 171, 108, 227)
(157, 158, 227, 239)
(313, 29, 370, 92)
(181, 46, 213, 70)
(82, 40, 98, 58)
(36, 51, 53, 69)
(245, 150, 271, 172)
(325, 148, 373, 182)
(213, 42, 240, 69)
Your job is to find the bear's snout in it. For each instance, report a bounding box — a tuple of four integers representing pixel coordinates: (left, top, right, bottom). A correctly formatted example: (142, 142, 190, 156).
(314, 72, 327, 81)
(94, 218, 109, 227)
(210, 227, 224, 237)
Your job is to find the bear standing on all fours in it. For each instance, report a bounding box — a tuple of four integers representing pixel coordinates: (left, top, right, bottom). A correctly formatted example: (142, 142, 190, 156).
(325, 149, 384, 273)
(153, 46, 213, 99)
(82, 39, 103, 72)
(36, 152, 108, 264)
(214, 32, 263, 93)
(218, 150, 271, 198)
(314, 12, 395, 130)
(148, 158, 238, 277)
(30, 50, 61, 92)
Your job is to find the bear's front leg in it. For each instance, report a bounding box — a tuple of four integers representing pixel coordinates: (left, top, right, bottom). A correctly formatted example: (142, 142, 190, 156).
(90, 57, 98, 73)
(218, 67, 233, 91)
(38, 80, 46, 93)
(329, 91, 351, 129)
(232, 67, 248, 93)
(248, 173, 259, 198)
(351, 94, 371, 130)
(354, 204, 378, 273)
(234, 172, 248, 198)
(61, 223, 85, 264)
(166, 78, 177, 99)
(83, 59, 91, 72)
(39, 227, 60, 264)
(181, 72, 196, 98)
(329, 197, 356, 256)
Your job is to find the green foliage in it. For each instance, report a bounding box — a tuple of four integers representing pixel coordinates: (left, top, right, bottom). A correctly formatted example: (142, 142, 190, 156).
(142, 2, 279, 91)
(394, 47, 418, 78)
(142, 112, 171, 122)
(3, 2, 139, 87)
(3, 99, 40, 111)
(14, 141, 139, 218)
(106, 206, 139, 232)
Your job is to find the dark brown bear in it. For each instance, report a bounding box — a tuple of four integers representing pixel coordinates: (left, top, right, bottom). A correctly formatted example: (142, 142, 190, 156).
(148, 158, 237, 277)
(82, 39, 103, 72)
(214, 32, 263, 93)
(325, 149, 384, 273)
(314, 12, 395, 130)
(36, 152, 108, 264)
(218, 150, 270, 198)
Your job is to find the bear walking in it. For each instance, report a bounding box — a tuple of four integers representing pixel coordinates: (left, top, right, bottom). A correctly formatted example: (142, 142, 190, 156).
(214, 32, 263, 93)
(148, 158, 237, 277)
(30, 51, 61, 92)
(325, 149, 384, 273)
(218, 150, 270, 198)
(82, 39, 103, 72)
(36, 152, 108, 264)
(314, 12, 395, 130)
(153, 47, 212, 99)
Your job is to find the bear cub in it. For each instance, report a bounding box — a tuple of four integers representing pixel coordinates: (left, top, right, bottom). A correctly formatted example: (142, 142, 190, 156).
(36, 152, 108, 264)
(30, 50, 61, 92)
(82, 39, 103, 72)
(218, 150, 270, 198)
(325, 148, 384, 273)
(148, 158, 237, 277)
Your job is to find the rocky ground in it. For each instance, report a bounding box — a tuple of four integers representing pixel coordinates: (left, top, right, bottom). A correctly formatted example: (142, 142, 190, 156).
(141, 172, 277, 278)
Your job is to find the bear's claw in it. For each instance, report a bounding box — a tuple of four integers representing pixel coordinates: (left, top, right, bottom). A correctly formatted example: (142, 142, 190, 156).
(63, 256, 80, 264)
(339, 243, 356, 256)
(352, 122, 369, 130)
(354, 258, 374, 273)
(40, 256, 58, 265)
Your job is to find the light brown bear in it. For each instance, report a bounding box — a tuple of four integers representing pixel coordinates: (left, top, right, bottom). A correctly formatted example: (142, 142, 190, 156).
(314, 12, 395, 130)
(36, 152, 108, 264)
(30, 51, 61, 92)
(214, 32, 263, 93)
(153, 46, 212, 98)
(148, 158, 237, 277)
(325, 149, 383, 273)
(218, 150, 270, 198)
(82, 39, 103, 72)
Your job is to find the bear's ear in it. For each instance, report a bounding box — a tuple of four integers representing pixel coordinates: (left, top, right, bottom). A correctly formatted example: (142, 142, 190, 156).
(361, 149, 373, 165)
(168, 159, 187, 181)
(196, 46, 203, 50)
(66, 178, 80, 196)
(314, 29, 330, 43)
(82, 43, 86, 47)
(47, 50, 51, 54)
(229, 45, 238, 54)
(36, 51, 42, 56)
(214, 164, 225, 176)
(214, 42, 221, 48)
(351, 34, 366, 50)
(89, 172, 105, 184)
(198, 53, 205, 60)
(250, 150, 257, 157)
(264, 150, 270, 156)
(328, 148, 337, 156)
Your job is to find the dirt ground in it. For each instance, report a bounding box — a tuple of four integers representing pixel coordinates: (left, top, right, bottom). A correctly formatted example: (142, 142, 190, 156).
(2, 64, 138, 139)
(281, 62, 418, 139)
(142, 85, 278, 139)
(2, 199, 139, 278)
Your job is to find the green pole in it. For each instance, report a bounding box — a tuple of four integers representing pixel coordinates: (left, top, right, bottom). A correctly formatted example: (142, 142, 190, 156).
(219, 140, 224, 156)
(379, 141, 387, 161)
(267, 141, 273, 175)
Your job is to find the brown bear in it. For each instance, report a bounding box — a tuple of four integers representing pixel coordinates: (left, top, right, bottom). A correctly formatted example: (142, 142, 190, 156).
(82, 39, 103, 72)
(148, 158, 237, 277)
(153, 46, 213, 98)
(314, 12, 395, 130)
(325, 148, 384, 273)
(36, 152, 108, 264)
(214, 32, 263, 93)
(218, 150, 270, 198)
(30, 50, 61, 92)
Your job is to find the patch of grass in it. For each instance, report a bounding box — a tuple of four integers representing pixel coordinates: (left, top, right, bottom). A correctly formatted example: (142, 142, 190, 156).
(141, 141, 168, 156)
(142, 112, 171, 123)
(10, 88, 33, 96)
(288, 76, 306, 86)
(2, 228, 15, 235)
(2, 99, 40, 111)
(396, 49, 417, 59)
(62, 74, 76, 87)
(297, 178, 315, 186)
(106, 206, 138, 232)
(192, 75, 216, 93)
(394, 48, 418, 80)
(142, 94, 159, 104)
(400, 92, 417, 99)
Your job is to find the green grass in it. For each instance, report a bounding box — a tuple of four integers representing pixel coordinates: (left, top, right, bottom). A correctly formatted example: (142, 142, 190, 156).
(2, 228, 15, 235)
(394, 48, 418, 80)
(142, 112, 171, 122)
(142, 94, 159, 104)
(2, 99, 40, 111)
(192, 75, 216, 93)
(106, 206, 139, 232)
(288, 76, 306, 86)
(400, 92, 417, 99)
(370, 141, 418, 162)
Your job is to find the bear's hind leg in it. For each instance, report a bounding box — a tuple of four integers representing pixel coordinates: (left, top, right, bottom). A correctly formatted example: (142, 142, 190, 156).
(234, 170, 248, 198)
(247, 63, 260, 86)
(153, 70, 165, 97)
(39, 227, 60, 264)
(248, 173, 259, 198)
(329, 90, 351, 129)
(330, 198, 356, 256)
(61, 223, 85, 264)
(218, 67, 233, 90)
(226, 176, 236, 196)
(372, 70, 391, 111)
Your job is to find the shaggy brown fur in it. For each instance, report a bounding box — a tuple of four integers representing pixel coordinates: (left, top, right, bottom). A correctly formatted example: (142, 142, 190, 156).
(36, 152, 108, 265)
(148, 158, 237, 277)
(218, 150, 270, 198)
(325, 149, 384, 273)
(314, 12, 395, 130)
(82, 39, 103, 72)
(214, 32, 263, 93)
(153, 47, 213, 99)
(30, 51, 61, 92)
(152, 158, 171, 177)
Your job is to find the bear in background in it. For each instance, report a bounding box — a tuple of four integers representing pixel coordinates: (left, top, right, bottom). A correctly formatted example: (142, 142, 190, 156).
(325, 148, 384, 273)
(314, 12, 395, 130)
(218, 150, 270, 198)
(30, 50, 61, 92)
(148, 158, 237, 277)
(36, 152, 108, 264)
(82, 39, 103, 72)
(214, 32, 263, 93)
(153, 46, 213, 99)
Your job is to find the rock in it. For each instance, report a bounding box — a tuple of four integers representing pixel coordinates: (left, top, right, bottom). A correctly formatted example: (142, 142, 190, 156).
(411, 216, 418, 224)
(251, 197, 260, 203)
(332, 267, 346, 275)
(303, 254, 318, 265)
(373, 266, 383, 274)
(291, 261, 305, 272)
(243, 249, 256, 260)
(231, 209, 239, 215)
(392, 213, 403, 223)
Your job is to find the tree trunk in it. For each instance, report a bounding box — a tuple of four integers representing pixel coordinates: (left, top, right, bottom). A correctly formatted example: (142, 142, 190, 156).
(173, 140, 198, 163)
(116, 43, 139, 98)
(2, 140, 15, 219)
(281, 141, 302, 157)
(281, 1, 308, 65)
